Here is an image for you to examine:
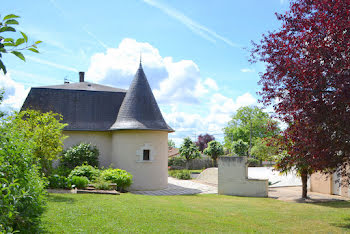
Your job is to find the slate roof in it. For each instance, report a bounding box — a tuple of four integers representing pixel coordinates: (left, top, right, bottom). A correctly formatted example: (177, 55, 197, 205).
(21, 64, 173, 132)
(110, 63, 174, 132)
(38, 81, 126, 92)
(21, 86, 126, 131)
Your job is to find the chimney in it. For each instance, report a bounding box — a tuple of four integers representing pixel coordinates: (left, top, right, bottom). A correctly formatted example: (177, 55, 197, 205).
(79, 72, 85, 82)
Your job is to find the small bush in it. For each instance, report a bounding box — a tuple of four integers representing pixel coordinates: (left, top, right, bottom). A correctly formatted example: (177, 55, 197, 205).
(93, 178, 112, 190)
(71, 176, 88, 189)
(47, 175, 71, 189)
(0, 117, 47, 233)
(247, 158, 260, 167)
(100, 169, 133, 191)
(168, 156, 187, 168)
(168, 170, 191, 180)
(61, 143, 99, 169)
(69, 164, 100, 182)
(51, 165, 71, 177)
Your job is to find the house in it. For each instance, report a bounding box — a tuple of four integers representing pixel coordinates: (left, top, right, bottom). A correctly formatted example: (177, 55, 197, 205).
(168, 147, 180, 158)
(21, 62, 174, 191)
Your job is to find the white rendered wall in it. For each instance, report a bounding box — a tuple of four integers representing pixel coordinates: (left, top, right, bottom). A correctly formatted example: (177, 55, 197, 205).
(218, 156, 268, 197)
(63, 131, 112, 168)
(112, 130, 168, 191)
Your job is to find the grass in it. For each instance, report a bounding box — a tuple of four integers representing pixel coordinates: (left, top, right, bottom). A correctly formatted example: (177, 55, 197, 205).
(41, 193, 350, 233)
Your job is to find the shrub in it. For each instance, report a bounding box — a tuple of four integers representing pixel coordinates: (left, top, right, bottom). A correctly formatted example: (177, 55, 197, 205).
(93, 178, 112, 190)
(7, 110, 68, 176)
(47, 175, 71, 189)
(71, 176, 88, 189)
(61, 143, 99, 169)
(51, 165, 71, 177)
(168, 170, 191, 180)
(100, 169, 133, 191)
(69, 164, 100, 182)
(168, 156, 187, 168)
(247, 158, 260, 167)
(0, 118, 46, 233)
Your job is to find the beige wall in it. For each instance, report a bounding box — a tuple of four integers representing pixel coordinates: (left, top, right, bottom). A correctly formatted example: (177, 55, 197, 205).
(63, 131, 112, 168)
(310, 172, 331, 194)
(310, 170, 350, 198)
(218, 156, 268, 197)
(112, 130, 168, 191)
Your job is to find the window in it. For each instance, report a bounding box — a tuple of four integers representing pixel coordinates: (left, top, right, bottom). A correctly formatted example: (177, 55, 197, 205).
(143, 149, 150, 161)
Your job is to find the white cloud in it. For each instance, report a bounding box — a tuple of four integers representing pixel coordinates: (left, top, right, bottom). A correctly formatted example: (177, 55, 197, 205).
(0, 72, 29, 110)
(142, 0, 240, 48)
(204, 78, 219, 91)
(86, 38, 212, 104)
(162, 92, 257, 141)
(240, 68, 255, 73)
(154, 57, 208, 104)
(86, 38, 166, 88)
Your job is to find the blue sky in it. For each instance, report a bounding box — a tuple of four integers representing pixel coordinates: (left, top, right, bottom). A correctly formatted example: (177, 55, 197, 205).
(1, 0, 290, 146)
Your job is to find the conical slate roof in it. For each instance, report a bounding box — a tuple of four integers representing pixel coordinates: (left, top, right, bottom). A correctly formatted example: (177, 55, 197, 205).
(110, 63, 174, 132)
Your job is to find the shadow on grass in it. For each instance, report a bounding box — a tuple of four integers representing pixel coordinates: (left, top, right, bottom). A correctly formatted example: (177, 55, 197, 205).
(310, 200, 350, 208)
(329, 218, 350, 230)
(309, 201, 350, 230)
(47, 194, 76, 203)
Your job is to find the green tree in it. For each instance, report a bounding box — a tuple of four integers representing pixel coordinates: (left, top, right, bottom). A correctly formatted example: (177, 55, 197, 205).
(251, 137, 279, 163)
(224, 106, 280, 155)
(179, 137, 200, 169)
(0, 89, 4, 118)
(231, 139, 249, 156)
(8, 110, 68, 175)
(204, 140, 224, 166)
(168, 139, 176, 148)
(0, 14, 41, 74)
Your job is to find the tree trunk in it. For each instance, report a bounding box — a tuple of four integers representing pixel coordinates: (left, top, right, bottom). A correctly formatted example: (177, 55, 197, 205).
(301, 170, 308, 199)
(185, 161, 189, 170)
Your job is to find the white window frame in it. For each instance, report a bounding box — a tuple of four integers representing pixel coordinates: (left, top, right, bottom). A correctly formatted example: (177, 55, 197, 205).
(136, 143, 155, 162)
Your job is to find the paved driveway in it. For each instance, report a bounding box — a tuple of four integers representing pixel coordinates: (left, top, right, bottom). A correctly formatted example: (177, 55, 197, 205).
(131, 177, 217, 195)
(132, 177, 348, 203)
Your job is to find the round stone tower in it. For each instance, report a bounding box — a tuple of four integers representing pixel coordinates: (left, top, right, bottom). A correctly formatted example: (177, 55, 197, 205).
(110, 62, 174, 190)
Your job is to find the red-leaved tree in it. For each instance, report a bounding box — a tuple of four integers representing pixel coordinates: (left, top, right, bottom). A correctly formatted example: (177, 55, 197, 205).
(196, 134, 215, 152)
(252, 0, 350, 198)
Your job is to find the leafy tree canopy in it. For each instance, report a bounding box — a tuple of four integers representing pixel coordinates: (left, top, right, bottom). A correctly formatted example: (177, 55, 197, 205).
(196, 133, 215, 152)
(179, 137, 200, 169)
(204, 140, 224, 162)
(251, 0, 350, 198)
(168, 139, 176, 149)
(250, 137, 279, 162)
(0, 14, 42, 74)
(224, 106, 280, 151)
(231, 139, 249, 157)
(6, 110, 68, 175)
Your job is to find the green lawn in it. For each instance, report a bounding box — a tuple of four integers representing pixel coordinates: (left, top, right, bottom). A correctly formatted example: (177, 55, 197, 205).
(42, 193, 350, 233)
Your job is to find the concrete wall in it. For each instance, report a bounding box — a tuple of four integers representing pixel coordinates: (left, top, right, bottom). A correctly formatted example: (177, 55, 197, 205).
(310, 170, 350, 198)
(310, 172, 332, 194)
(63, 131, 112, 167)
(218, 156, 268, 197)
(112, 130, 168, 191)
